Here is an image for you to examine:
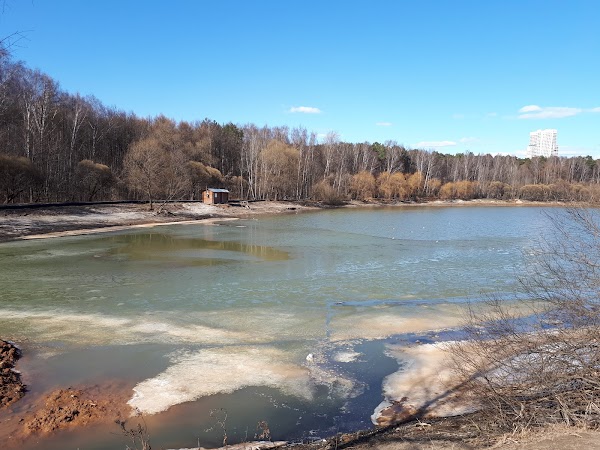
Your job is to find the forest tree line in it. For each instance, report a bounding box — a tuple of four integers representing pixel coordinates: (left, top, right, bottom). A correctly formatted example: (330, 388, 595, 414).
(2, 50, 600, 206)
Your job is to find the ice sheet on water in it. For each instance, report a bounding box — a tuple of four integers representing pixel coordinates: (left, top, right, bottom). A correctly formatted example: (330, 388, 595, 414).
(333, 351, 361, 363)
(128, 344, 364, 415)
(328, 303, 466, 341)
(200, 308, 325, 341)
(128, 346, 314, 414)
(0, 308, 252, 346)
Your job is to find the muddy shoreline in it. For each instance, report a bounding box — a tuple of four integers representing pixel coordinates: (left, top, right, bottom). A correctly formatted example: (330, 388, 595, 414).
(0, 201, 318, 243)
(0, 198, 566, 243)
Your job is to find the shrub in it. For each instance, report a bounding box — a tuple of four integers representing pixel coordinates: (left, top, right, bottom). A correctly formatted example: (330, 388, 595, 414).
(311, 180, 346, 205)
(350, 171, 376, 200)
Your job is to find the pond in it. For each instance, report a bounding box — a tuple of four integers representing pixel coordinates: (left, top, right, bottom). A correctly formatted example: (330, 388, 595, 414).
(0, 205, 553, 449)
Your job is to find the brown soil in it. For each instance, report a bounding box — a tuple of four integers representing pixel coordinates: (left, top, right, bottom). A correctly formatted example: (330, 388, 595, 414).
(0, 382, 132, 449)
(0, 340, 26, 408)
(21, 386, 129, 435)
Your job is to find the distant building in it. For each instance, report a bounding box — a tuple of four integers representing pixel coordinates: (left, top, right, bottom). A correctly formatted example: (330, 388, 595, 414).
(526, 129, 558, 158)
(203, 188, 229, 205)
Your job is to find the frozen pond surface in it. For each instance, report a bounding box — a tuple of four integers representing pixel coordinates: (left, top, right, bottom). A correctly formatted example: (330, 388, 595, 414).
(0, 206, 552, 448)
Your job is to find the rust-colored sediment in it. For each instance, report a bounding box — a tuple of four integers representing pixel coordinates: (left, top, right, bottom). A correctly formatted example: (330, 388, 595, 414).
(22, 386, 130, 435)
(0, 340, 26, 408)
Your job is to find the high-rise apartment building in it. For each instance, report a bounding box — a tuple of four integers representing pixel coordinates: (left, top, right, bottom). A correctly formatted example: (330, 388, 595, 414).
(526, 129, 558, 158)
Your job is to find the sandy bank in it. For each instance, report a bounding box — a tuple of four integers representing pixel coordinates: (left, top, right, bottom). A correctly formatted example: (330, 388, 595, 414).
(0, 201, 315, 242)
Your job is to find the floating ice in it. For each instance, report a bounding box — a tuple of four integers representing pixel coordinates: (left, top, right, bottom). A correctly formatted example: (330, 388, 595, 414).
(372, 342, 478, 425)
(0, 308, 251, 347)
(329, 303, 466, 341)
(128, 346, 314, 414)
(333, 351, 361, 363)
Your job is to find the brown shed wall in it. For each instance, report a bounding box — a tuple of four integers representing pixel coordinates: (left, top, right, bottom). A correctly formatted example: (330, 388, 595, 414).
(203, 190, 229, 204)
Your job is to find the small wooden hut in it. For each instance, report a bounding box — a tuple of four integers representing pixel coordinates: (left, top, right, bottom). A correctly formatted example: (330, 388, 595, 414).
(203, 188, 229, 205)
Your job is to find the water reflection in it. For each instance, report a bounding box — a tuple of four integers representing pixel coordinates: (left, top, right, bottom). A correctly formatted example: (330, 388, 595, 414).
(104, 232, 289, 265)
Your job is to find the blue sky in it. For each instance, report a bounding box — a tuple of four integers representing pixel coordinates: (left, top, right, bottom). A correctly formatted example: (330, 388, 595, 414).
(3, 0, 599, 157)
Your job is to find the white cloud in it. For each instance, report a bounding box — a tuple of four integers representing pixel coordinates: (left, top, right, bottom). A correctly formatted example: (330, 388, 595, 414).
(289, 106, 321, 114)
(590, 107, 600, 113)
(416, 140, 457, 148)
(376, 122, 392, 127)
(459, 137, 478, 144)
(452, 113, 465, 120)
(518, 105, 582, 119)
(486, 112, 498, 117)
(519, 105, 542, 113)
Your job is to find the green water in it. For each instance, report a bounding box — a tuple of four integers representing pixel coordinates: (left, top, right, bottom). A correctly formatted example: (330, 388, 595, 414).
(0, 206, 551, 448)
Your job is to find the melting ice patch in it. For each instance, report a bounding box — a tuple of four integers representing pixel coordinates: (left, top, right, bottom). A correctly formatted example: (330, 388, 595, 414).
(201, 308, 324, 342)
(329, 303, 466, 341)
(128, 346, 314, 414)
(127, 320, 250, 344)
(0, 308, 252, 347)
(127, 344, 365, 415)
(372, 342, 478, 425)
(333, 351, 361, 363)
(305, 348, 363, 398)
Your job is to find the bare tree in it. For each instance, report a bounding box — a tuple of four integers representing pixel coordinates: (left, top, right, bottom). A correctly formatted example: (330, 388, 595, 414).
(291, 126, 317, 199)
(123, 137, 167, 210)
(258, 140, 299, 200)
(124, 114, 192, 210)
(241, 124, 269, 200)
(322, 131, 339, 179)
